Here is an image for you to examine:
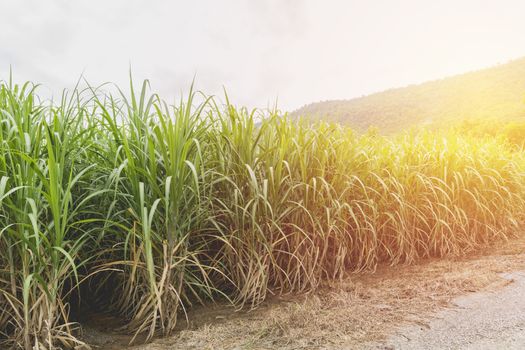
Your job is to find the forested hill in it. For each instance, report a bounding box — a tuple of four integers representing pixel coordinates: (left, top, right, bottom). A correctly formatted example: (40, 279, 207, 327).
(292, 58, 525, 133)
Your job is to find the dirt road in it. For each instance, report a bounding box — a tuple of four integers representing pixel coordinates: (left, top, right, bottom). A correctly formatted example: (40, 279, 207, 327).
(90, 236, 525, 350)
(369, 271, 525, 349)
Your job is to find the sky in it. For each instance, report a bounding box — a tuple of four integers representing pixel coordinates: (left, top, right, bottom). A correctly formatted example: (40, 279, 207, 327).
(1, 0, 525, 112)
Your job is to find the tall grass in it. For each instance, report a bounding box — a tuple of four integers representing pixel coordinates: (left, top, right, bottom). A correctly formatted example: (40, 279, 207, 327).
(91, 80, 218, 341)
(0, 81, 105, 349)
(0, 78, 524, 348)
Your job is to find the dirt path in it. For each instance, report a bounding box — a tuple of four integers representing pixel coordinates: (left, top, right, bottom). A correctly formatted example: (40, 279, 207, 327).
(368, 271, 525, 349)
(89, 236, 525, 350)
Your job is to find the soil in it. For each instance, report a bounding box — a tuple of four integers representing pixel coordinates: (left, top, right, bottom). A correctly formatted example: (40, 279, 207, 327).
(81, 235, 525, 349)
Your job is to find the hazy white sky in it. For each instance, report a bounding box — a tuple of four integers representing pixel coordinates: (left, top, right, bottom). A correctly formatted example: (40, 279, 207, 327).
(1, 0, 525, 111)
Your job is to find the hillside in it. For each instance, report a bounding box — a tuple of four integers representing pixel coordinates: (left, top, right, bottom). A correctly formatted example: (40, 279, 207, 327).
(292, 58, 525, 133)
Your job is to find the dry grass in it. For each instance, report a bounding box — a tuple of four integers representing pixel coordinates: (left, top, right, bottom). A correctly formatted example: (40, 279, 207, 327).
(123, 234, 525, 350)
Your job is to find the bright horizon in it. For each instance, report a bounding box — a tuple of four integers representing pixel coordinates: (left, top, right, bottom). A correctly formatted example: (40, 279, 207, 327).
(2, 0, 525, 111)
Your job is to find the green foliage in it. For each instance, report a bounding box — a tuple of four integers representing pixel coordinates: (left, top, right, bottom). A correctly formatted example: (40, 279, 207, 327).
(293, 58, 525, 133)
(451, 118, 525, 148)
(0, 79, 525, 349)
